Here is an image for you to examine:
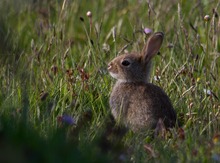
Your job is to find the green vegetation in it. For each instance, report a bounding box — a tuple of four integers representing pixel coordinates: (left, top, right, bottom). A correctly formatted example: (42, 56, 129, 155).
(0, 0, 219, 162)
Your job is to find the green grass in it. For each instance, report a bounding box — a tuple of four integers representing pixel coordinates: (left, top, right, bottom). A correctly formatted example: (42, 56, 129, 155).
(0, 0, 220, 162)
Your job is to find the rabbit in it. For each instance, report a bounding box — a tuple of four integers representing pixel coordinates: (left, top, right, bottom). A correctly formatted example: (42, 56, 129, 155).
(108, 32, 177, 132)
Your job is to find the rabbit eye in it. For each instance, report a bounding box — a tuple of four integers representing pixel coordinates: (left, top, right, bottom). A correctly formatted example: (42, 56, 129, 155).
(121, 60, 130, 66)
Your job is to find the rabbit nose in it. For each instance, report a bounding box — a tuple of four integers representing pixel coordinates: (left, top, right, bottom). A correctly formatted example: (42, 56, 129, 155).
(108, 62, 112, 70)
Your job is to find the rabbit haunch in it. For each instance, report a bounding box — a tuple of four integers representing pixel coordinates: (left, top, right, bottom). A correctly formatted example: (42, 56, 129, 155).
(108, 32, 177, 132)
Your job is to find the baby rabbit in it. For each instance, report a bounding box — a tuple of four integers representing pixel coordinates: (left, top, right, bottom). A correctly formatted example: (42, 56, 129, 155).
(108, 32, 177, 132)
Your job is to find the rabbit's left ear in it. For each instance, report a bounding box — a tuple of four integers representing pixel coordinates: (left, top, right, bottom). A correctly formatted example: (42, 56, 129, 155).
(142, 32, 164, 63)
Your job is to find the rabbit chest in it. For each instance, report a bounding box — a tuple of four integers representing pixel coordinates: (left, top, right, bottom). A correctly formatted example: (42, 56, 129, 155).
(110, 82, 157, 128)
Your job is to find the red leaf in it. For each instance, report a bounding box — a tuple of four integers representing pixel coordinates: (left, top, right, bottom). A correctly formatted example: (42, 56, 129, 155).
(178, 128, 185, 140)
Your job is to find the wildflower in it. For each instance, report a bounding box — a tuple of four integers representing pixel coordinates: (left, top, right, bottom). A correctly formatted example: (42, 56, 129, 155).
(86, 11, 92, 18)
(144, 28, 153, 34)
(58, 115, 76, 125)
(203, 89, 211, 96)
(212, 154, 220, 162)
(204, 15, 210, 21)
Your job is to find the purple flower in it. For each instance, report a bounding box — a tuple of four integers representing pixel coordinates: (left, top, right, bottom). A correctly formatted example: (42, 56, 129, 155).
(58, 115, 76, 125)
(144, 28, 153, 34)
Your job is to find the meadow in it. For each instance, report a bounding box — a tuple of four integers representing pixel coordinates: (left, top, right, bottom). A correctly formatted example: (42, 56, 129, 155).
(0, 0, 219, 162)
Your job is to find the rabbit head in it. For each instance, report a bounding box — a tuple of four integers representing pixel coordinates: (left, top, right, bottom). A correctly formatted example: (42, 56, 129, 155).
(108, 32, 164, 83)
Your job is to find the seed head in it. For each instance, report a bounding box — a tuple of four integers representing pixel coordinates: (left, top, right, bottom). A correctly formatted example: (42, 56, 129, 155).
(204, 15, 210, 22)
(87, 11, 92, 18)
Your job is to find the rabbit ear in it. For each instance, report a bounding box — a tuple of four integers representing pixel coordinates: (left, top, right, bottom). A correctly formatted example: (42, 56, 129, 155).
(142, 32, 164, 63)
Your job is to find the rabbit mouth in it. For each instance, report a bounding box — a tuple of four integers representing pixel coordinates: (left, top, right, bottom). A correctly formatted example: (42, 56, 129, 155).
(109, 72, 118, 79)
(107, 62, 113, 71)
(108, 62, 119, 78)
(109, 72, 128, 82)
(107, 64, 112, 71)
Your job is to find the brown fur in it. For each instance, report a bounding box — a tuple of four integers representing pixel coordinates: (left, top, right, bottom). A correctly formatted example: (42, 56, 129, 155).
(108, 32, 177, 132)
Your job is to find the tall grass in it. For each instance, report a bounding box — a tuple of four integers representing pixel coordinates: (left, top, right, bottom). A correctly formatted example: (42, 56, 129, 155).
(0, 0, 219, 162)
